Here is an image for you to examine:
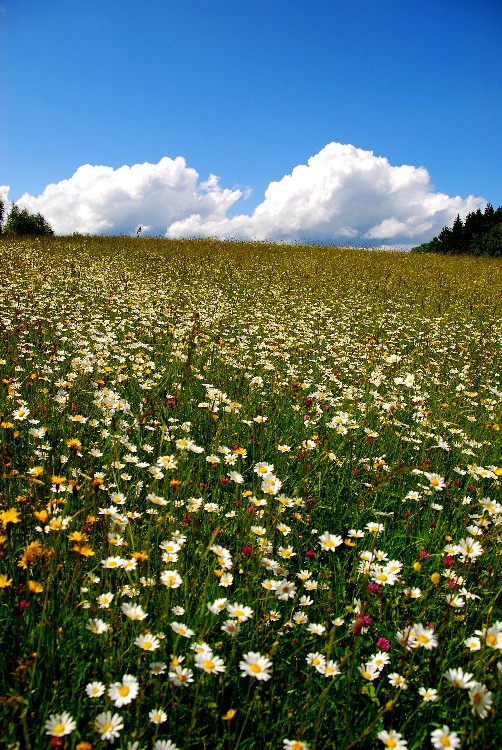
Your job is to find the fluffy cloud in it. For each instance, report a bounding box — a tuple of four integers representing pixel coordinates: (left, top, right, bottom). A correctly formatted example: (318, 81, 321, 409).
(0, 186, 12, 213)
(16, 157, 243, 236)
(14, 144, 485, 246)
(166, 143, 485, 246)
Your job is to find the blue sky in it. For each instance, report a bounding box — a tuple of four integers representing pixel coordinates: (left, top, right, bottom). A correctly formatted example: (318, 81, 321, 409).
(2, 0, 501, 245)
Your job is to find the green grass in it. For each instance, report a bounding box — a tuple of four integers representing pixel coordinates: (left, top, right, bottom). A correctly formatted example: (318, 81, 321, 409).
(0, 235, 501, 750)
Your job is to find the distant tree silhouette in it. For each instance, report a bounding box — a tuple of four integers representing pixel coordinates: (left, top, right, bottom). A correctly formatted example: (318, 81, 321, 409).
(412, 204, 502, 257)
(4, 204, 54, 236)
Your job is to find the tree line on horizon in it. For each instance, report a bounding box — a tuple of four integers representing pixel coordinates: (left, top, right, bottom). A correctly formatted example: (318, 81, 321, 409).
(412, 204, 502, 257)
(0, 198, 54, 237)
(1, 196, 501, 255)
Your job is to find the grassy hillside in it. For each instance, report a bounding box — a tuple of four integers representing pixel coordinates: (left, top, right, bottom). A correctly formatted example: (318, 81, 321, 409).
(0, 236, 501, 749)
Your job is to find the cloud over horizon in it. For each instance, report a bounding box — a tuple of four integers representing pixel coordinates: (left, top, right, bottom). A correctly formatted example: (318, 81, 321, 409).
(9, 143, 486, 246)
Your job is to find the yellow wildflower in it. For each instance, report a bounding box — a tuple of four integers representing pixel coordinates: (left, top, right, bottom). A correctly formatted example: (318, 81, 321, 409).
(18, 540, 44, 569)
(131, 551, 148, 561)
(68, 531, 88, 543)
(0, 573, 13, 588)
(71, 544, 95, 557)
(0, 507, 21, 529)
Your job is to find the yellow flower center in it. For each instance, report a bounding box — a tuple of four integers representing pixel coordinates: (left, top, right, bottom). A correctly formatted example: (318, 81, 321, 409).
(250, 663, 262, 673)
(119, 685, 130, 696)
(142, 641, 152, 649)
(487, 634, 497, 646)
(440, 738, 451, 747)
(386, 740, 397, 749)
(203, 660, 215, 670)
(53, 723, 65, 735)
(102, 722, 113, 732)
(417, 634, 429, 643)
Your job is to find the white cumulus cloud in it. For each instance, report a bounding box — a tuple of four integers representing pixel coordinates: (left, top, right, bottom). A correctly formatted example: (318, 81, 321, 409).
(166, 143, 485, 246)
(16, 157, 243, 236)
(13, 144, 485, 246)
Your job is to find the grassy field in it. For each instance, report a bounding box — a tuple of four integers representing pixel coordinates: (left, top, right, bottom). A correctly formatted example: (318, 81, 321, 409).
(0, 236, 501, 750)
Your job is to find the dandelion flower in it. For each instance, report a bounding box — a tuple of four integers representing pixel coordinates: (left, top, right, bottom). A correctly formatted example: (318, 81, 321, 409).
(44, 711, 77, 737)
(0, 508, 21, 529)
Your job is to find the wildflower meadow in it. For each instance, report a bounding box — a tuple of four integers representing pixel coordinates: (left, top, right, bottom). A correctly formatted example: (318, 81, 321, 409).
(0, 236, 501, 750)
